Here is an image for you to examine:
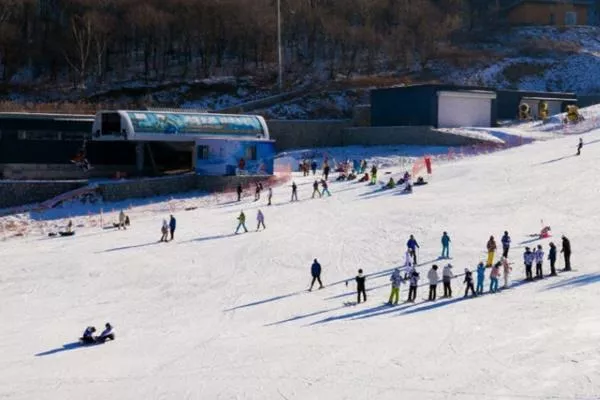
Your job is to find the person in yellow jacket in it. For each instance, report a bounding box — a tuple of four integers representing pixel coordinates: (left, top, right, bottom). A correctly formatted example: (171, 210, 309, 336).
(235, 211, 248, 234)
(486, 236, 497, 267)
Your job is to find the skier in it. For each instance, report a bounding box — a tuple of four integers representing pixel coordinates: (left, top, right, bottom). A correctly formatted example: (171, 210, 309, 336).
(160, 220, 169, 242)
(577, 138, 583, 156)
(388, 268, 403, 305)
(501, 231, 511, 258)
(256, 210, 266, 231)
(312, 180, 321, 198)
(291, 181, 298, 202)
(169, 215, 176, 241)
(476, 262, 486, 295)
(97, 322, 115, 343)
(236, 183, 243, 202)
(407, 235, 420, 265)
(118, 210, 126, 230)
(311, 160, 317, 175)
(235, 211, 248, 234)
(441, 231, 451, 259)
(548, 242, 557, 276)
(309, 259, 324, 291)
(534, 244, 544, 279)
(523, 247, 535, 281)
(407, 269, 420, 303)
(501, 256, 512, 288)
(321, 179, 331, 197)
(561, 235, 571, 271)
(464, 268, 476, 297)
(442, 263, 454, 298)
(267, 187, 273, 206)
(355, 269, 367, 304)
(81, 326, 96, 344)
(427, 265, 439, 301)
(486, 236, 497, 267)
(489, 263, 501, 293)
(323, 161, 331, 181)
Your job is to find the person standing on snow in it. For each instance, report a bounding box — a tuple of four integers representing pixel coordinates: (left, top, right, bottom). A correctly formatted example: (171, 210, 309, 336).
(235, 211, 248, 234)
(388, 268, 404, 305)
(407, 235, 420, 265)
(309, 259, 324, 291)
(407, 269, 420, 303)
(291, 181, 298, 202)
(256, 210, 266, 231)
(169, 215, 176, 241)
(370, 165, 378, 185)
(442, 264, 454, 298)
(501, 231, 511, 258)
(489, 263, 501, 293)
(311, 160, 317, 175)
(267, 187, 273, 206)
(464, 268, 476, 297)
(441, 232, 451, 259)
(311, 180, 321, 198)
(160, 219, 169, 242)
(118, 210, 126, 230)
(577, 138, 583, 156)
(534, 244, 545, 279)
(523, 247, 535, 281)
(236, 183, 243, 202)
(321, 179, 331, 197)
(355, 269, 367, 304)
(486, 236, 497, 267)
(476, 262, 486, 295)
(254, 183, 261, 201)
(548, 242, 557, 276)
(323, 161, 331, 181)
(427, 265, 439, 301)
(561, 235, 572, 271)
(501, 256, 512, 288)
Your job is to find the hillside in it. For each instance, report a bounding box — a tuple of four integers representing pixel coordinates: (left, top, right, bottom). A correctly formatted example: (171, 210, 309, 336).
(1, 109, 600, 398)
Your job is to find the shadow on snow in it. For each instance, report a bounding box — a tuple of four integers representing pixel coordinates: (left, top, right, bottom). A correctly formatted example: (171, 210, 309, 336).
(545, 273, 600, 290)
(35, 341, 99, 357)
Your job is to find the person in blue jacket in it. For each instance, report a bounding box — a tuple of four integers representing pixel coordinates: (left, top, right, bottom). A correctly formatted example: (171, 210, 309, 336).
(501, 231, 511, 258)
(407, 235, 420, 265)
(169, 215, 176, 241)
(309, 259, 324, 291)
(548, 242, 557, 276)
(476, 262, 486, 295)
(441, 232, 451, 259)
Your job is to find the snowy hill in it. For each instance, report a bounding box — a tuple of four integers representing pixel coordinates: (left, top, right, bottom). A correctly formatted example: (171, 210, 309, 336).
(1, 117, 600, 398)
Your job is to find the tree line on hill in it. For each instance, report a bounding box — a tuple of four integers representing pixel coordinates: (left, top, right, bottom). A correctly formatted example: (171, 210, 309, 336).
(0, 0, 499, 88)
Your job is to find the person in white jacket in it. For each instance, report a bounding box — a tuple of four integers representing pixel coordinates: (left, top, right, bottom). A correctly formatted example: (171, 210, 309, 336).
(118, 210, 126, 230)
(501, 256, 512, 288)
(534, 244, 544, 279)
(442, 264, 454, 298)
(427, 264, 439, 301)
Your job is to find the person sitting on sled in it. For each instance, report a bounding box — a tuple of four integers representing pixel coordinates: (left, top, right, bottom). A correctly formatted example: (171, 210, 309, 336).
(97, 323, 115, 343)
(385, 177, 396, 189)
(358, 172, 369, 183)
(81, 326, 96, 344)
(347, 170, 357, 181)
(540, 226, 551, 239)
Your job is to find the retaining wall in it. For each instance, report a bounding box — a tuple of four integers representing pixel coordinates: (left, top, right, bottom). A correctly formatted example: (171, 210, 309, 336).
(0, 180, 87, 209)
(267, 120, 352, 151)
(342, 126, 491, 147)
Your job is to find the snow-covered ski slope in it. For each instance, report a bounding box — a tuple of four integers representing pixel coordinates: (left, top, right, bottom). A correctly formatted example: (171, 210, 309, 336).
(2, 124, 600, 400)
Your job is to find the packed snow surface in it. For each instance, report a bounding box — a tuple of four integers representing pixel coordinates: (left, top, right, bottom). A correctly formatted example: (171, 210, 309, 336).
(1, 124, 600, 399)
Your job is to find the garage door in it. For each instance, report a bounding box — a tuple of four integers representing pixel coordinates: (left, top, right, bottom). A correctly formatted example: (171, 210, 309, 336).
(437, 91, 496, 128)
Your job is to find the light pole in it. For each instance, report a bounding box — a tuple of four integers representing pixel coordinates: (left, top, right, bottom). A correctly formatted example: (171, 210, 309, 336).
(277, 0, 283, 91)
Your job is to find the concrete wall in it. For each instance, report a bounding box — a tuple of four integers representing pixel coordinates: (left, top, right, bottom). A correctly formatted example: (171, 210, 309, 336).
(267, 120, 352, 151)
(342, 126, 492, 147)
(578, 95, 600, 108)
(0, 180, 87, 209)
(0, 163, 139, 180)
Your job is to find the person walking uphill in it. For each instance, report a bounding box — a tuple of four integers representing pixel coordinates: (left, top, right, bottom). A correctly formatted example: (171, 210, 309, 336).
(561, 235, 572, 271)
(256, 210, 266, 231)
(267, 187, 273, 206)
(160, 219, 169, 242)
(464, 268, 476, 297)
(442, 264, 454, 298)
(407, 235, 420, 265)
(548, 242, 557, 276)
(534, 244, 544, 279)
(323, 161, 331, 181)
(388, 268, 404, 305)
(169, 215, 176, 241)
(486, 236, 497, 267)
(428, 265, 439, 301)
(309, 259, 324, 291)
(235, 211, 248, 234)
(476, 262, 486, 295)
(441, 232, 451, 259)
(355, 269, 367, 304)
(501, 231, 511, 258)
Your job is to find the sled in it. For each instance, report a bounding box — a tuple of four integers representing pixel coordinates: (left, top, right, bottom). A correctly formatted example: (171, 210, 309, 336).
(58, 231, 75, 237)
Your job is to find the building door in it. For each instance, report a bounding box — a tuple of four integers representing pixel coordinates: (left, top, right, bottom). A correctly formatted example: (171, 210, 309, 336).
(437, 92, 496, 128)
(565, 11, 577, 25)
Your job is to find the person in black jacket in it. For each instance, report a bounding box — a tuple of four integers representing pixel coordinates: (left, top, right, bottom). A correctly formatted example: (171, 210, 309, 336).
(548, 242, 557, 276)
(291, 182, 298, 202)
(355, 269, 367, 304)
(309, 259, 324, 291)
(236, 184, 243, 202)
(312, 180, 321, 198)
(561, 236, 572, 271)
(464, 268, 476, 297)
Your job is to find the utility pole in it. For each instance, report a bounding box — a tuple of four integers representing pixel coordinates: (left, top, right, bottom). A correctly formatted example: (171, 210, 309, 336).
(277, 0, 283, 91)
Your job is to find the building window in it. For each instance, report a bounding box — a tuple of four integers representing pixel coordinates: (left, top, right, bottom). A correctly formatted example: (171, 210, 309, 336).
(565, 11, 577, 25)
(198, 145, 210, 160)
(245, 145, 257, 161)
